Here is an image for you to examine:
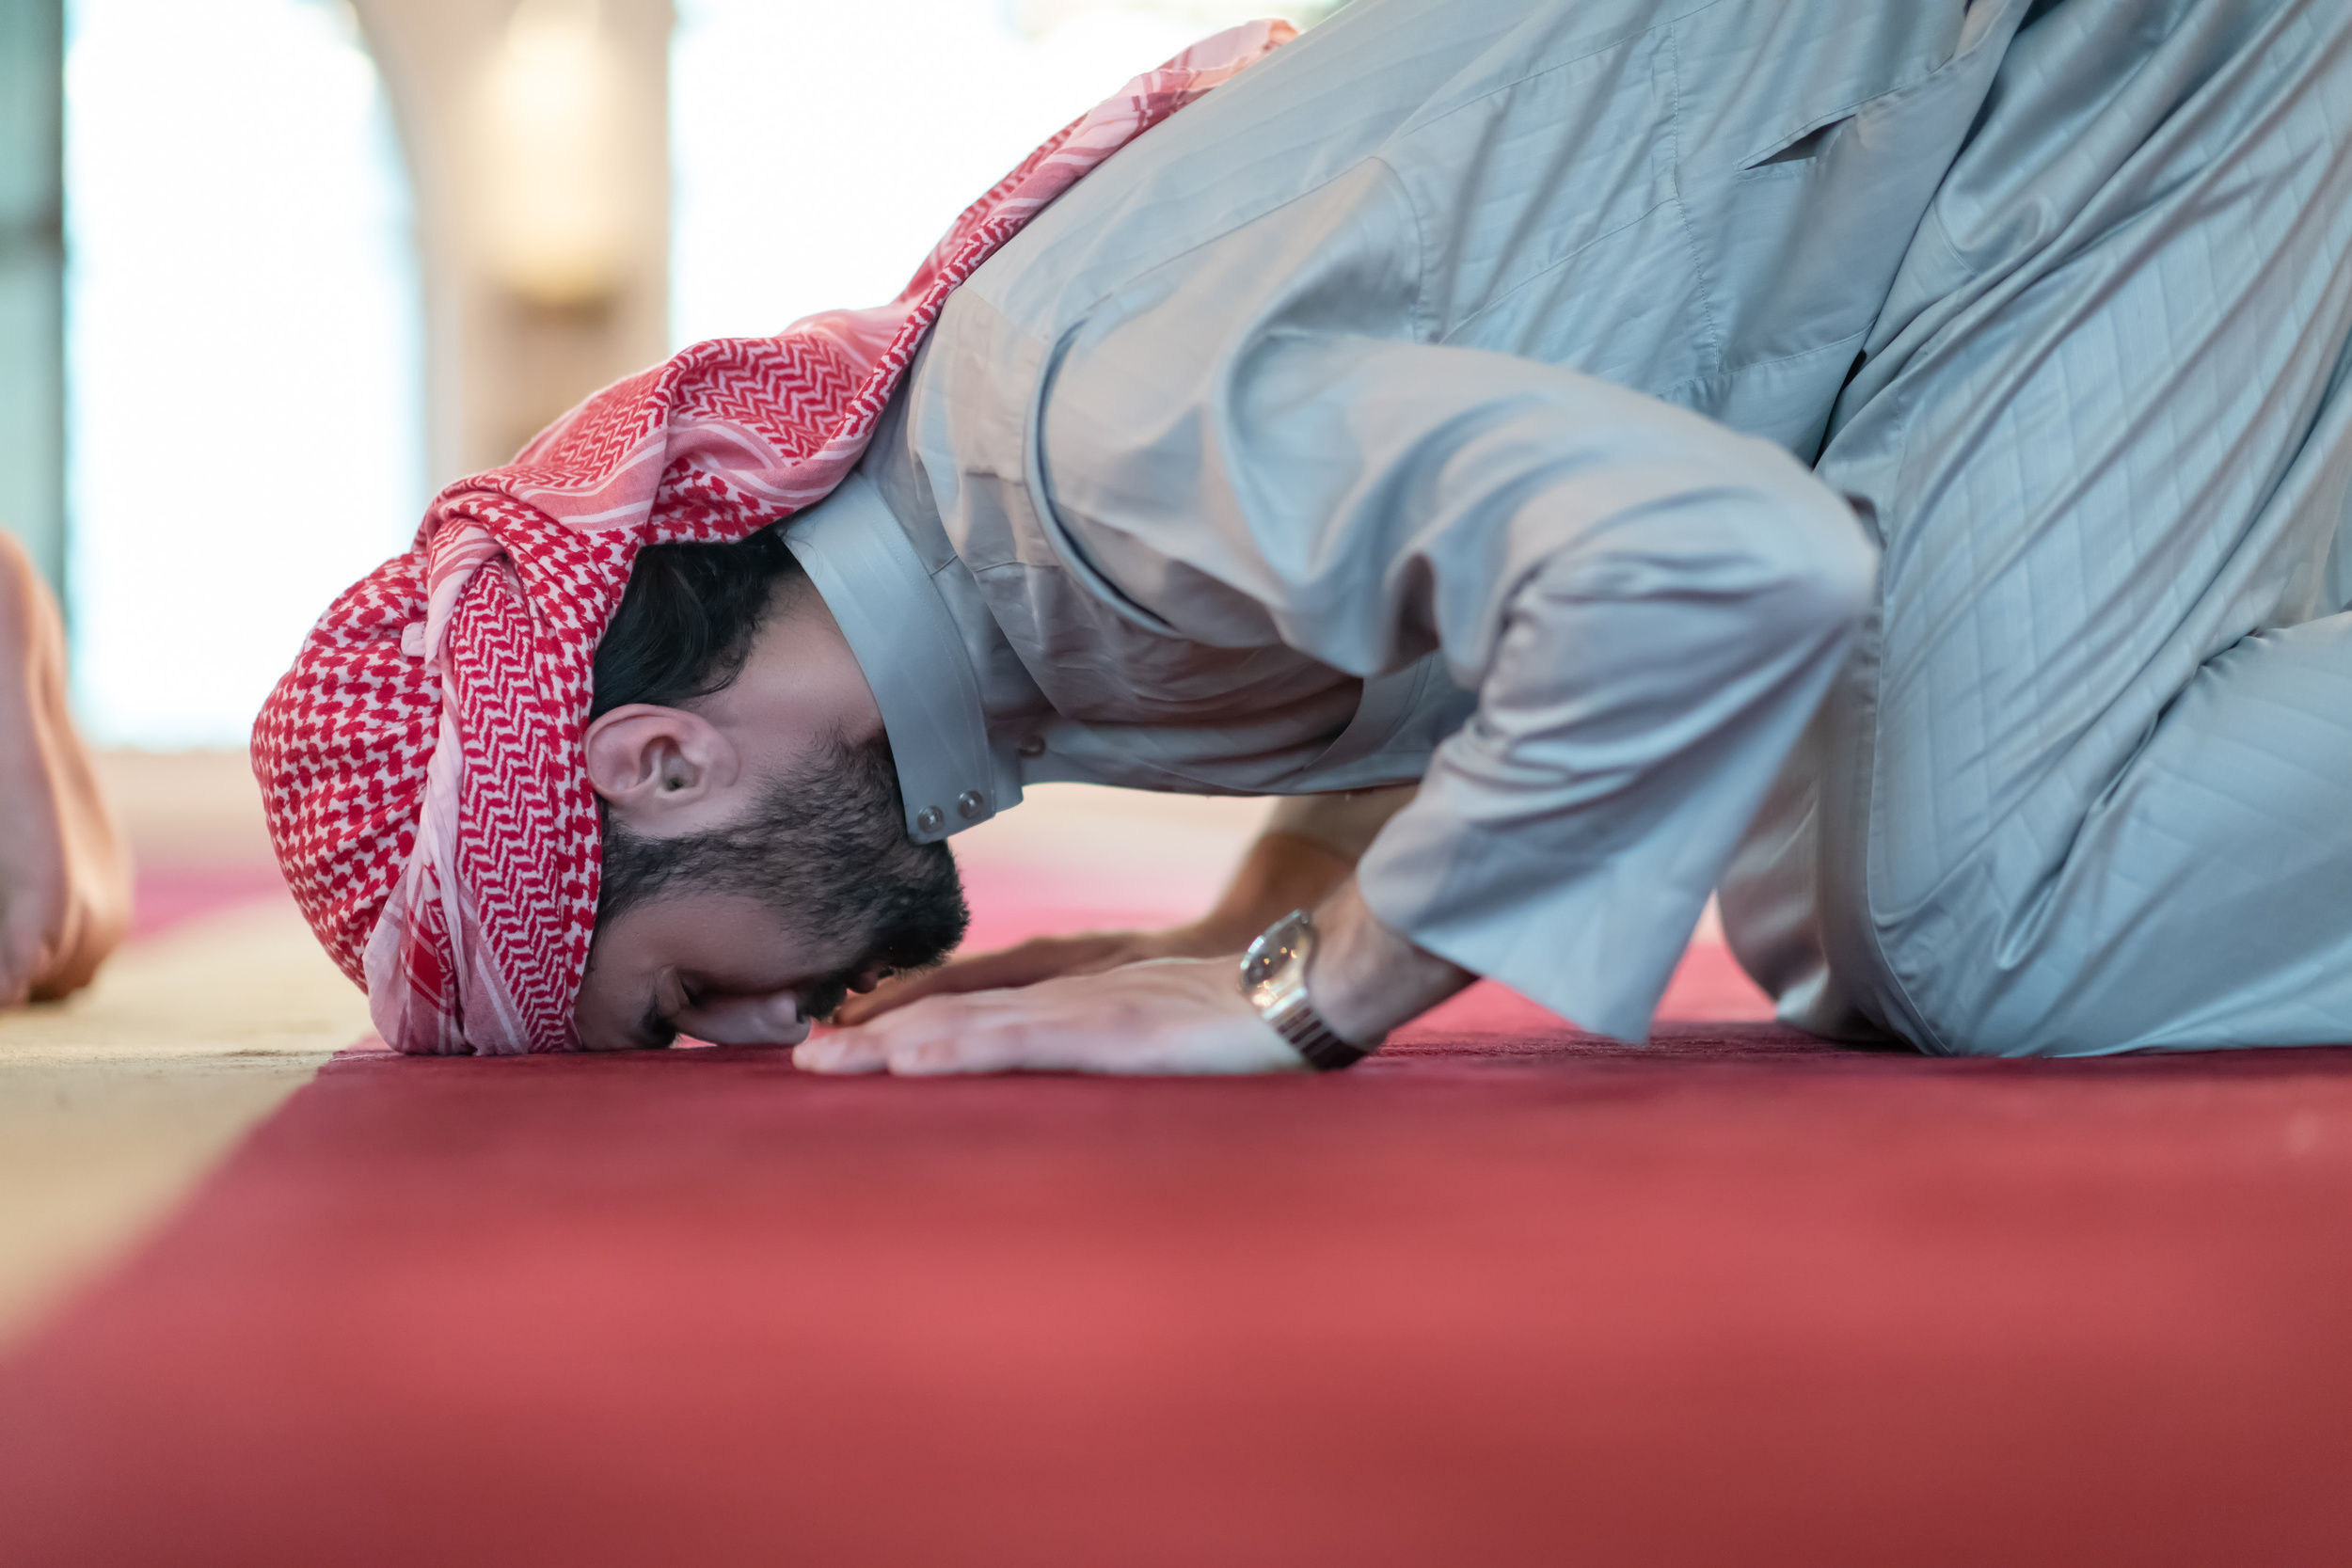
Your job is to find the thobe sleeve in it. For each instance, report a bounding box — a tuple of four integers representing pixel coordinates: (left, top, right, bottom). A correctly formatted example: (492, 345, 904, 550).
(1037, 304, 1875, 1039)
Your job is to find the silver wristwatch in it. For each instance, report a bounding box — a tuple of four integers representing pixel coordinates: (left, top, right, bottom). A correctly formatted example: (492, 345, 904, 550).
(1240, 909, 1374, 1071)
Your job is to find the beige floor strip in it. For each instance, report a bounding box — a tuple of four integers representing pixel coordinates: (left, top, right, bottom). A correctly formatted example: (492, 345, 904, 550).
(0, 898, 372, 1349)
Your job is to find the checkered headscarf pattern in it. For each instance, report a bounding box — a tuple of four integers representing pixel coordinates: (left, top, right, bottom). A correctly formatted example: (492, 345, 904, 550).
(252, 22, 1295, 1054)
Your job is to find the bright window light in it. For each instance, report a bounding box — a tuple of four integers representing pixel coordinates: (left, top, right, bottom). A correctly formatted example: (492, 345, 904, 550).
(671, 0, 1330, 348)
(66, 0, 421, 748)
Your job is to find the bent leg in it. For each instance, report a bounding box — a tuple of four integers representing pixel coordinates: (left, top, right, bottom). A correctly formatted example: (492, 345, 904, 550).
(1724, 0, 2352, 1053)
(0, 531, 130, 1004)
(1963, 612, 2352, 1051)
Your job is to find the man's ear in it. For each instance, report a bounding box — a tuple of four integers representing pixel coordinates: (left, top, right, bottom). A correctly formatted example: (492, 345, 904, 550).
(582, 704, 742, 827)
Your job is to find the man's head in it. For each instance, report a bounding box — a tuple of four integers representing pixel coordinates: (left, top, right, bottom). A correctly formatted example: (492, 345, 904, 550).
(252, 18, 1287, 1055)
(572, 526, 967, 1050)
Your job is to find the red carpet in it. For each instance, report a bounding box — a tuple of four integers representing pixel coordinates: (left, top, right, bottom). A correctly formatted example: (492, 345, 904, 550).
(4, 883, 2348, 1565)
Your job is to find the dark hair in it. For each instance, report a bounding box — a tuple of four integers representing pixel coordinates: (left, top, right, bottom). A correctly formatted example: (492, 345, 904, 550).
(591, 523, 807, 719)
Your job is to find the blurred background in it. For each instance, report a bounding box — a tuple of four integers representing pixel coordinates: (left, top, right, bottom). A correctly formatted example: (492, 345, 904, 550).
(0, 0, 1342, 752)
(2, 0, 1375, 1349)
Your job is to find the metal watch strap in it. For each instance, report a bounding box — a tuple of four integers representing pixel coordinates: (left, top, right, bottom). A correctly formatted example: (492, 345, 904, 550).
(1262, 990, 1371, 1072)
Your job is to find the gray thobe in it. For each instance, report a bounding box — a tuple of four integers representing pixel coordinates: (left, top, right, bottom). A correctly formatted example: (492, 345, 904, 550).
(787, 0, 2352, 1053)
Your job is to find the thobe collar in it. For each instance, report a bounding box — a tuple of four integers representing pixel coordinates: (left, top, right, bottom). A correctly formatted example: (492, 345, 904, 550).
(782, 467, 1004, 844)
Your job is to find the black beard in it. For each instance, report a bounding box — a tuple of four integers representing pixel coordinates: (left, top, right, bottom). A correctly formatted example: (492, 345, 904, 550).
(596, 733, 969, 1014)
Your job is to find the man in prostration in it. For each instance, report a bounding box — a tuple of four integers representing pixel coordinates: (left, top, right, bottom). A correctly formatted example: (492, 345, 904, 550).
(258, 0, 2352, 1071)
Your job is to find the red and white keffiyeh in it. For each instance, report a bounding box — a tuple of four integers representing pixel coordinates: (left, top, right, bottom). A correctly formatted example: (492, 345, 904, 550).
(253, 21, 1295, 1055)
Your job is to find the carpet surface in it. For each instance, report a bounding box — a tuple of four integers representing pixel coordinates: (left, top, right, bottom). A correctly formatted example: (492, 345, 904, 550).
(3, 869, 2349, 1566)
(129, 865, 294, 941)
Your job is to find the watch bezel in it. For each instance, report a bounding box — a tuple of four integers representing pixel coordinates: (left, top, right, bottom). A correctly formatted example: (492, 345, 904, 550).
(1241, 907, 1316, 1005)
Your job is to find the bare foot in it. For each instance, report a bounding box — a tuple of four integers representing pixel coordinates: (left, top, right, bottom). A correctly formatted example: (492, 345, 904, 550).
(0, 532, 131, 1005)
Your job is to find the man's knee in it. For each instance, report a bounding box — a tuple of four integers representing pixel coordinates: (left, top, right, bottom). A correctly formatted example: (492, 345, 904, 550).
(1861, 617, 2352, 1058)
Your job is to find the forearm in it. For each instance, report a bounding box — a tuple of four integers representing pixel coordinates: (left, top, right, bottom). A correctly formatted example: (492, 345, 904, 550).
(1186, 830, 1358, 950)
(1188, 785, 1417, 951)
(1262, 785, 1416, 863)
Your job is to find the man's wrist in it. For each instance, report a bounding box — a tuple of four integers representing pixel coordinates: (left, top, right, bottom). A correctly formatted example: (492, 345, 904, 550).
(1240, 910, 1367, 1069)
(1305, 880, 1475, 1047)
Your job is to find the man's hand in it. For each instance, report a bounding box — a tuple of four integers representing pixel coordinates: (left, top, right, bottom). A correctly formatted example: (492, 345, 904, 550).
(797, 958, 1306, 1075)
(800, 879, 1476, 1076)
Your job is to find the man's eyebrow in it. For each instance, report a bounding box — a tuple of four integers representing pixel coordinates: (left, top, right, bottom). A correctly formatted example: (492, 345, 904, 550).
(635, 997, 679, 1051)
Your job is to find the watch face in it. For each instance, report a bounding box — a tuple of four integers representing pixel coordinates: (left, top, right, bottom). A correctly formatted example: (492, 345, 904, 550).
(1241, 910, 1312, 990)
